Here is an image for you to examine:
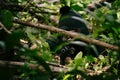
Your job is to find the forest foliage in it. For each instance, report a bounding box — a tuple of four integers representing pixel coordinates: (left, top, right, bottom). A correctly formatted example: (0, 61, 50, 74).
(0, 0, 120, 80)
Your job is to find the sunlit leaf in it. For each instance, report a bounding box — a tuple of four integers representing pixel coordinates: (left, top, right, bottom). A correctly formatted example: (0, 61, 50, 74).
(63, 74, 71, 80)
(74, 51, 83, 66)
(71, 4, 83, 11)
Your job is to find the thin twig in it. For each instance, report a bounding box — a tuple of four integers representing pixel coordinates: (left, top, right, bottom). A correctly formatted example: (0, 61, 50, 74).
(87, 66, 111, 76)
(0, 22, 12, 34)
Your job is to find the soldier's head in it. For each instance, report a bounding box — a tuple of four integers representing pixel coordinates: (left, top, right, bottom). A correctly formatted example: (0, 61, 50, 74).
(59, 6, 71, 15)
(59, 6, 81, 32)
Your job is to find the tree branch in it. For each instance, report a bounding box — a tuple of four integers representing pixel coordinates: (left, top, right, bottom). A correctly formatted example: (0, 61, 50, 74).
(0, 60, 65, 73)
(13, 18, 119, 51)
(0, 22, 12, 34)
(0, 3, 57, 15)
(0, 60, 111, 76)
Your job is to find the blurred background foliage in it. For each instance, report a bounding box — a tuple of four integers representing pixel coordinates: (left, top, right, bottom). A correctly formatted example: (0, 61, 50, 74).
(0, 0, 120, 80)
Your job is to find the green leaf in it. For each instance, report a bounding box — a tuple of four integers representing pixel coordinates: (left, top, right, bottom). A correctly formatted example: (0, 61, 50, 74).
(5, 31, 25, 49)
(112, 27, 120, 35)
(74, 51, 83, 60)
(22, 49, 52, 75)
(33, 55, 52, 75)
(63, 74, 71, 80)
(60, 0, 71, 6)
(74, 51, 83, 66)
(105, 14, 114, 22)
(86, 55, 96, 63)
(1, 10, 13, 29)
(71, 4, 83, 11)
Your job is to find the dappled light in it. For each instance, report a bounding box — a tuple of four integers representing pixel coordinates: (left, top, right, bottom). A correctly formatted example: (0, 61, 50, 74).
(0, 0, 120, 80)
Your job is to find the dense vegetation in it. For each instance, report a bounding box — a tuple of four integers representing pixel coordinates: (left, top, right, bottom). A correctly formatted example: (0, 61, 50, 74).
(0, 0, 120, 80)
